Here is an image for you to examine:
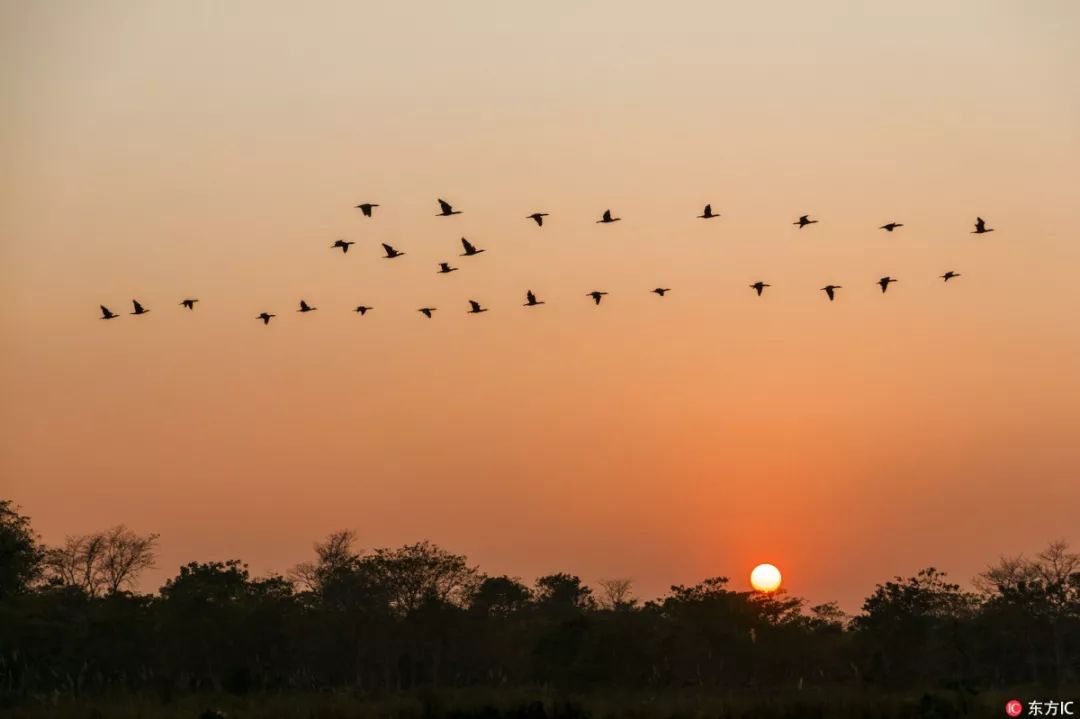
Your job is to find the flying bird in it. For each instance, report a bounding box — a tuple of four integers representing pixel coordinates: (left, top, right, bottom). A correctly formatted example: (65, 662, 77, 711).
(750, 282, 770, 296)
(794, 215, 819, 228)
(130, 300, 149, 315)
(418, 307, 437, 318)
(587, 291, 608, 305)
(180, 298, 198, 310)
(100, 305, 118, 320)
(879, 222, 904, 232)
(972, 217, 994, 234)
(437, 262, 458, 274)
(437, 199, 462, 216)
(698, 204, 720, 219)
(298, 300, 317, 312)
(467, 300, 488, 314)
(331, 239, 355, 253)
(354, 306, 373, 315)
(596, 209, 621, 224)
(652, 288, 671, 296)
(940, 271, 961, 282)
(523, 290, 544, 307)
(355, 203, 379, 217)
(256, 312, 275, 325)
(382, 243, 405, 258)
(460, 238, 485, 256)
(878, 276, 897, 293)
(821, 285, 841, 301)
(527, 212, 549, 227)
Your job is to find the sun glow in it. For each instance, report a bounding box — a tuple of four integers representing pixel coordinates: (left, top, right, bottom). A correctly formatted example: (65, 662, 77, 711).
(750, 563, 782, 593)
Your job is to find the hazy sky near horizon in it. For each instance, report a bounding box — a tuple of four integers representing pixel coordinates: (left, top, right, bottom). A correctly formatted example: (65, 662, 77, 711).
(2, 1, 1079, 609)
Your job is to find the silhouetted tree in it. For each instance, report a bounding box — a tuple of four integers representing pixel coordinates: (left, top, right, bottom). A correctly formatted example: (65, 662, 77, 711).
(0, 500, 43, 599)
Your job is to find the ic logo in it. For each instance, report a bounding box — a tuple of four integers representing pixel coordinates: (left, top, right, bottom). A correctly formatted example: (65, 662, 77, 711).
(1005, 700, 1022, 717)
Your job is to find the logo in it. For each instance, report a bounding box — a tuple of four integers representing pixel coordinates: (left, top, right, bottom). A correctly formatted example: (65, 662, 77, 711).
(1006, 700, 1023, 717)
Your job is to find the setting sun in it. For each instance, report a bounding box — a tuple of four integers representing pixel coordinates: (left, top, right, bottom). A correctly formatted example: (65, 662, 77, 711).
(751, 563, 782, 593)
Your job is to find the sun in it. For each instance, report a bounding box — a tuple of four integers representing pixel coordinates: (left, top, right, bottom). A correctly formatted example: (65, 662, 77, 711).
(750, 563, 782, 593)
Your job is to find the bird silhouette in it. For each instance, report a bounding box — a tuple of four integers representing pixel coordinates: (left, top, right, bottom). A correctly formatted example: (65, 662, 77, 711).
(100, 305, 118, 320)
(821, 285, 841, 301)
(879, 222, 904, 232)
(418, 307, 437, 318)
(527, 212, 549, 227)
(523, 290, 545, 307)
(652, 288, 671, 296)
(460, 238, 485, 256)
(437, 199, 462, 216)
(355, 203, 379, 217)
(587, 291, 608, 305)
(596, 209, 621, 224)
(298, 300, 317, 313)
(180, 298, 199, 310)
(972, 217, 994, 234)
(130, 300, 149, 315)
(331, 239, 355, 253)
(794, 215, 818, 228)
(382, 243, 405, 259)
(467, 300, 488, 314)
(354, 305, 373, 315)
(698, 204, 720, 219)
(750, 282, 771, 296)
(256, 312, 275, 325)
(878, 276, 897, 293)
(940, 271, 961, 282)
(437, 262, 458, 274)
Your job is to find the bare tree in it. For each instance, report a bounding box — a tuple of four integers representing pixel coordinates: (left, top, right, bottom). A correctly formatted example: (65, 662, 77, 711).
(597, 577, 637, 610)
(291, 529, 361, 593)
(43, 526, 157, 596)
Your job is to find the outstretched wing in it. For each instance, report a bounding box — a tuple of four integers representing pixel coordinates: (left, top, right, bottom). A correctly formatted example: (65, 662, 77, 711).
(461, 238, 476, 253)
(469, 300, 481, 312)
(382, 243, 395, 255)
(132, 300, 144, 312)
(438, 199, 453, 214)
(602, 210, 612, 222)
(526, 291, 536, 303)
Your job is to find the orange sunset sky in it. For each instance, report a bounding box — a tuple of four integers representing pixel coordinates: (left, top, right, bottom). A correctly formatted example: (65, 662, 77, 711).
(1, 1, 1078, 610)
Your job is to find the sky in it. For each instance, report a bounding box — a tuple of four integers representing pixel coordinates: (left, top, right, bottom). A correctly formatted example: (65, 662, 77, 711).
(1, 0, 1078, 611)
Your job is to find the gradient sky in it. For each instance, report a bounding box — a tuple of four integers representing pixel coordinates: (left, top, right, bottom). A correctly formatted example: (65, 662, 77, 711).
(2, 1, 1078, 611)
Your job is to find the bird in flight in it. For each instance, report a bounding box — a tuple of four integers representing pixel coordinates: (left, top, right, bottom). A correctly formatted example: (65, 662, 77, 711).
(130, 299, 149, 315)
(437, 262, 458, 274)
(794, 215, 818, 228)
(821, 285, 841, 301)
(879, 222, 904, 232)
(256, 312, 275, 325)
(460, 238, 485, 256)
(972, 217, 994, 234)
(698, 204, 720, 219)
(587, 291, 608, 305)
(180, 298, 199, 310)
(298, 300, 317, 313)
(596, 209, 621, 224)
(750, 281, 770, 296)
(524, 290, 544, 307)
(100, 305, 118, 320)
(437, 199, 462, 216)
(878, 276, 897, 293)
(467, 300, 488, 314)
(652, 288, 671, 297)
(527, 212, 549, 227)
(940, 271, 961, 282)
(382, 243, 405, 259)
(355, 203, 379, 217)
(418, 307, 437, 318)
(331, 239, 355, 253)
(354, 305, 373, 315)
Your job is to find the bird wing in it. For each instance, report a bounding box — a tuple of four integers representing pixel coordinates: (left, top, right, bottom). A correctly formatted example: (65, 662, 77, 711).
(299, 300, 310, 311)
(526, 291, 536, 303)
(132, 300, 143, 312)
(382, 243, 395, 254)
(602, 210, 612, 221)
(100, 305, 111, 316)
(461, 238, 476, 253)
(534, 215, 543, 226)
(703, 204, 711, 215)
(975, 217, 985, 230)
(439, 199, 452, 214)
(469, 300, 480, 312)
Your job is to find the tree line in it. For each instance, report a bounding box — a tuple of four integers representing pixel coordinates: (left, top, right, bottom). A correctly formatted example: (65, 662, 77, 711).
(1, 499, 1077, 707)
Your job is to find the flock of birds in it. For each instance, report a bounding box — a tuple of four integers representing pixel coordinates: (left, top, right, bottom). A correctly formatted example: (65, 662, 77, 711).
(97, 200, 992, 323)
